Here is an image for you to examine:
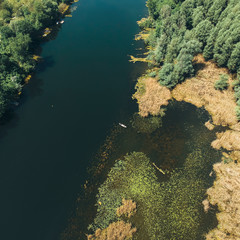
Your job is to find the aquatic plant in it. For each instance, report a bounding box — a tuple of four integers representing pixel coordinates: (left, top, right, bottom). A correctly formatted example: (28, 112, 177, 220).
(89, 151, 216, 240)
(131, 112, 164, 134)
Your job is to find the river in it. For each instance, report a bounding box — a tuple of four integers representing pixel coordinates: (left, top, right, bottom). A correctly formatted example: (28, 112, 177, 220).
(0, 0, 147, 239)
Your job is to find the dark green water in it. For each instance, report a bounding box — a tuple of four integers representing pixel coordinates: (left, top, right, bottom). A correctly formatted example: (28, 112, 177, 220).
(64, 101, 220, 239)
(0, 0, 147, 239)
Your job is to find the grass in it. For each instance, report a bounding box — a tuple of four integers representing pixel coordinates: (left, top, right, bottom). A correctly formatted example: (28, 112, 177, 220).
(133, 77, 172, 117)
(206, 162, 240, 240)
(172, 55, 237, 126)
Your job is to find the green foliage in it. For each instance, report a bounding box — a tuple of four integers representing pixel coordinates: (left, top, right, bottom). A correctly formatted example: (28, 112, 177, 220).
(235, 87, 240, 100)
(207, 0, 228, 24)
(192, 20, 213, 47)
(214, 74, 229, 90)
(236, 106, 240, 120)
(158, 63, 177, 88)
(143, 0, 240, 92)
(228, 42, 240, 72)
(165, 37, 182, 63)
(192, 6, 205, 27)
(0, 0, 67, 117)
(203, 28, 218, 60)
(148, 71, 157, 77)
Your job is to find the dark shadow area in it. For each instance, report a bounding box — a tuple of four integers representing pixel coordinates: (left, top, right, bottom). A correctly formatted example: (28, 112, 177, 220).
(24, 76, 45, 99)
(0, 110, 20, 140)
(35, 56, 55, 72)
(193, 61, 206, 74)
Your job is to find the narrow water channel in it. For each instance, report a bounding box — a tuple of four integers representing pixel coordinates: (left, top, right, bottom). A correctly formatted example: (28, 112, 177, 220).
(0, 0, 147, 239)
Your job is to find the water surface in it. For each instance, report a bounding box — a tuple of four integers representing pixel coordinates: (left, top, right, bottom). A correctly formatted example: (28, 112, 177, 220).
(0, 0, 147, 239)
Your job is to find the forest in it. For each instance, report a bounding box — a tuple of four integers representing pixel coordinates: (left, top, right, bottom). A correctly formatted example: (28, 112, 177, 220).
(139, 0, 240, 119)
(0, 0, 70, 117)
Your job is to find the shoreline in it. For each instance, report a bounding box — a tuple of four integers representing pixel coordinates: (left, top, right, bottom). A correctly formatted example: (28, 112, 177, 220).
(133, 48, 240, 239)
(0, 0, 77, 118)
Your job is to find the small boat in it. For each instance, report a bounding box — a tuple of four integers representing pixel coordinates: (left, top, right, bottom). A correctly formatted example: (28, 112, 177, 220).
(56, 21, 59, 24)
(119, 123, 127, 128)
(60, 20, 64, 24)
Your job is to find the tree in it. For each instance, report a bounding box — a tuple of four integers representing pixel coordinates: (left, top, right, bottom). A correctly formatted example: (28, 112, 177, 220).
(165, 36, 182, 63)
(236, 106, 240, 120)
(227, 42, 240, 72)
(192, 19, 213, 47)
(214, 74, 229, 90)
(180, 0, 196, 29)
(158, 63, 177, 88)
(192, 6, 205, 27)
(207, 0, 228, 24)
(154, 34, 169, 64)
(174, 52, 194, 82)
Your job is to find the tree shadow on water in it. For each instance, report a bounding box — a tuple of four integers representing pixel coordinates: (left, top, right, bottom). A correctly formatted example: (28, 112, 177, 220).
(24, 76, 45, 100)
(36, 55, 55, 72)
(0, 110, 20, 141)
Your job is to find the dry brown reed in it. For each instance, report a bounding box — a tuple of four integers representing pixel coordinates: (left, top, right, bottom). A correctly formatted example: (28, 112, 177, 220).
(87, 221, 136, 240)
(172, 55, 237, 126)
(205, 120, 215, 130)
(116, 199, 136, 218)
(211, 130, 240, 151)
(133, 77, 172, 117)
(205, 162, 240, 240)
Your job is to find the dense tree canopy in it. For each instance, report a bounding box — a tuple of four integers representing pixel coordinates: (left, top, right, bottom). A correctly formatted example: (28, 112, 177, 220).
(0, 0, 70, 117)
(142, 0, 240, 119)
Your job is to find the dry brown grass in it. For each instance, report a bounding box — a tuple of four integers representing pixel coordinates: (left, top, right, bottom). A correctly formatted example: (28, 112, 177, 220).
(211, 130, 240, 151)
(133, 77, 172, 117)
(205, 120, 215, 130)
(172, 55, 237, 126)
(87, 221, 136, 240)
(205, 162, 240, 240)
(116, 199, 136, 218)
(229, 151, 240, 162)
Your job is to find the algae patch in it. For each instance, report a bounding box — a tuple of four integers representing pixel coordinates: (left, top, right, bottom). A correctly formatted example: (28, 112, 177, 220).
(88, 151, 217, 240)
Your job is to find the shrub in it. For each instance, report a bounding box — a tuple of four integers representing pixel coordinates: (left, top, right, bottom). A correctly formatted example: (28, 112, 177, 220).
(236, 106, 240, 120)
(158, 63, 177, 88)
(148, 71, 157, 77)
(214, 74, 229, 90)
(235, 89, 240, 100)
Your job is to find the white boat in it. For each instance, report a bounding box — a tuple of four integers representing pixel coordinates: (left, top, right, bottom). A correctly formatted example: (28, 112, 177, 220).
(60, 20, 64, 24)
(119, 123, 127, 128)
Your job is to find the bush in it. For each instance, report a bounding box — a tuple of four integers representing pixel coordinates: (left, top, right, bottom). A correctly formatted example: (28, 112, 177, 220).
(158, 63, 177, 88)
(148, 71, 157, 77)
(214, 74, 229, 90)
(236, 106, 240, 120)
(235, 89, 240, 100)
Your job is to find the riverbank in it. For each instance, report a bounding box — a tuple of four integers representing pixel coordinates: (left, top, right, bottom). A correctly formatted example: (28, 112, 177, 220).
(131, 0, 240, 236)
(0, 0, 74, 118)
(133, 53, 240, 239)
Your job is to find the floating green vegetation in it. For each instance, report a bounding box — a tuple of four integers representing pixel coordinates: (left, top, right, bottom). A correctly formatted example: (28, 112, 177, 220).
(89, 151, 217, 240)
(131, 111, 165, 134)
